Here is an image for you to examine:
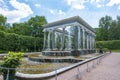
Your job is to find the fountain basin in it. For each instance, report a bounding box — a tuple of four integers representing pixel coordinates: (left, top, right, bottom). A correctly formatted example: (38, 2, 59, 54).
(28, 57, 82, 63)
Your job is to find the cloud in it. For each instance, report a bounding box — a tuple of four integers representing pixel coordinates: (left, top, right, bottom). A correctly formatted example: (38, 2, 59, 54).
(107, 0, 120, 9)
(66, 0, 106, 9)
(58, 10, 65, 15)
(0, 0, 3, 3)
(49, 9, 66, 15)
(35, 4, 41, 8)
(0, 0, 33, 23)
(66, 0, 88, 10)
(49, 9, 55, 14)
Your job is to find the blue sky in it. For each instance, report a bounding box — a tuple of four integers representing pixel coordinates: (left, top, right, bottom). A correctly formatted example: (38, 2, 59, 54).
(0, 0, 120, 28)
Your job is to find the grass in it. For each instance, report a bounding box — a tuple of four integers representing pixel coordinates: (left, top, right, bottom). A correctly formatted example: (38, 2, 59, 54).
(112, 49, 120, 52)
(0, 50, 8, 54)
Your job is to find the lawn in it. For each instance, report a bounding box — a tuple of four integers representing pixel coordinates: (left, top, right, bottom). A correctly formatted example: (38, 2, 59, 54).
(112, 49, 120, 52)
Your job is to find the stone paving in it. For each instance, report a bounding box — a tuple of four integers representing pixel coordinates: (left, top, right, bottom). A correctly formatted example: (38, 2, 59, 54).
(48, 52, 120, 80)
(81, 52, 120, 80)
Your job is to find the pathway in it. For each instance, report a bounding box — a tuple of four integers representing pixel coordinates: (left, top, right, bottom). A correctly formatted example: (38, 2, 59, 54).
(48, 52, 120, 80)
(81, 52, 120, 80)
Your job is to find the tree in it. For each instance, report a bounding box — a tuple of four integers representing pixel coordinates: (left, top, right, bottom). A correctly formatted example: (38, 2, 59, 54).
(9, 22, 31, 36)
(96, 15, 120, 41)
(28, 15, 47, 37)
(98, 15, 113, 41)
(9, 15, 47, 37)
(109, 16, 120, 40)
(0, 14, 7, 31)
(95, 28, 102, 41)
(0, 15, 47, 52)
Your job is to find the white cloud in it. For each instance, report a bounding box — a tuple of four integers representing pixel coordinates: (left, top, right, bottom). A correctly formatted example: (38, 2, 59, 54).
(58, 10, 65, 15)
(49, 9, 55, 14)
(0, 0, 3, 3)
(0, 0, 33, 23)
(72, 4, 85, 10)
(118, 6, 120, 10)
(49, 9, 66, 15)
(97, 4, 102, 8)
(66, 0, 89, 10)
(107, 0, 120, 9)
(66, 0, 106, 9)
(107, 0, 120, 6)
(35, 4, 41, 8)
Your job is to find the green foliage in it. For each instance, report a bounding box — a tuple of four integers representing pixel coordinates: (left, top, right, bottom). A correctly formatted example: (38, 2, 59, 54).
(2, 52, 24, 68)
(8, 15, 47, 37)
(96, 40, 120, 50)
(97, 15, 112, 41)
(103, 48, 108, 52)
(0, 14, 7, 31)
(0, 31, 43, 52)
(112, 49, 120, 52)
(0, 52, 24, 74)
(0, 14, 47, 52)
(96, 15, 120, 41)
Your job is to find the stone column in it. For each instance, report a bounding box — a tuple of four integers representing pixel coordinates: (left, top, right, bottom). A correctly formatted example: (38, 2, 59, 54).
(80, 28, 83, 49)
(89, 34, 91, 49)
(61, 27, 65, 50)
(74, 26, 78, 50)
(78, 26, 81, 50)
(91, 35, 94, 49)
(43, 30, 46, 50)
(90, 34, 92, 50)
(68, 33, 71, 50)
(82, 28, 85, 49)
(93, 35, 95, 49)
(52, 29, 55, 50)
(55, 32, 57, 50)
(47, 30, 51, 50)
(87, 33, 89, 50)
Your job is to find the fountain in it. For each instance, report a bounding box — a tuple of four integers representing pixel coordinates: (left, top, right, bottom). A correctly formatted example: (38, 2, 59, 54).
(15, 16, 97, 80)
(28, 16, 96, 63)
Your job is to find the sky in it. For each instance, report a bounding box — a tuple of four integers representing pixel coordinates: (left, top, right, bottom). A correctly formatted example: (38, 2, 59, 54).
(0, 0, 120, 28)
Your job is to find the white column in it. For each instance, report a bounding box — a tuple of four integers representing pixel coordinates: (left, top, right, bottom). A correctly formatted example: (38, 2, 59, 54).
(93, 35, 95, 49)
(43, 30, 46, 50)
(54, 32, 57, 50)
(68, 33, 71, 50)
(87, 33, 89, 49)
(47, 30, 51, 50)
(82, 29, 85, 49)
(92, 35, 94, 49)
(90, 34, 92, 50)
(51, 30, 55, 50)
(61, 27, 65, 50)
(78, 27, 81, 50)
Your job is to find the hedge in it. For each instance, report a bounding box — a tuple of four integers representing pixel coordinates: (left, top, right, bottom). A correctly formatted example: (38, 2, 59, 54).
(0, 31, 43, 52)
(96, 40, 120, 50)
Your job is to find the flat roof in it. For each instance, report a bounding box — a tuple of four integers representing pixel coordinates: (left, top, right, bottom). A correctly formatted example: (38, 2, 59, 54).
(44, 16, 95, 33)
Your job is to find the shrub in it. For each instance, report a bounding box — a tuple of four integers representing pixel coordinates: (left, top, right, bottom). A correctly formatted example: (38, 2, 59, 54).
(0, 52, 24, 80)
(0, 31, 43, 52)
(96, 40, 120, 50)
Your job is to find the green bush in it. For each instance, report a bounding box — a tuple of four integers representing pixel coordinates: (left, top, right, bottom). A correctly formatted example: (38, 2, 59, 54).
(0, 52, 24, 80)
(96, 40, 120, 50)
(0, 31, 43, 52)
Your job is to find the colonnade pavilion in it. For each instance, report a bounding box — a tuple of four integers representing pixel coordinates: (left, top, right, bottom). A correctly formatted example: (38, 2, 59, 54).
(42, 16, 96, 56)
